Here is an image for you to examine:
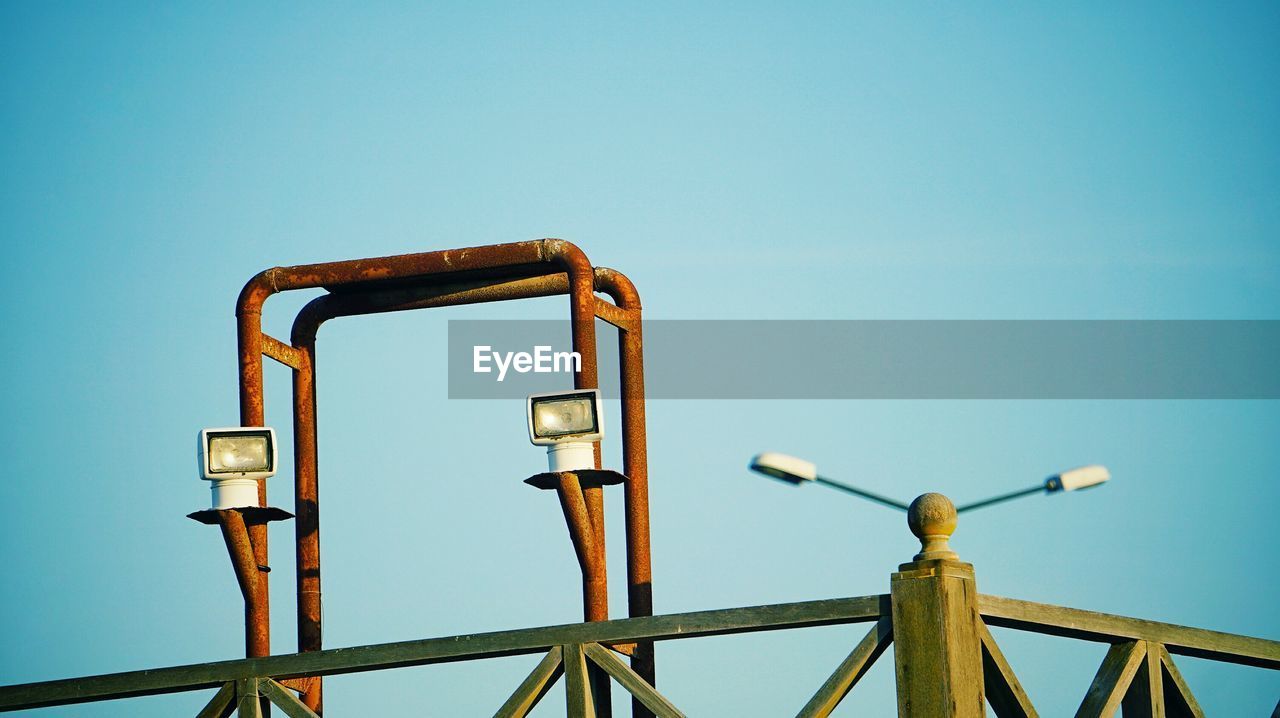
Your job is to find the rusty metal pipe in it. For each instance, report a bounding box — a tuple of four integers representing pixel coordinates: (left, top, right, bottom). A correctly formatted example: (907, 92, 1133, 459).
(288, 271, 598, 715)
(592, 270, 651, 615)
(550, 472, 606, 618)
(594, 268, 656, 711)
(287, 266, 646, 629)
(216, 511, 263, 656)
(551, 244, 609, 626)
(235, 241, 592, 663)
(233, 309, 272, 660)
(286, 274, 584, 714)
(234, 241, 646, 716)
(217, 510, 259, 604)
(548, 470, 611, 716)
(289, 342, 322, 714)
(292, 275, 573, 339)
(238, 240, 562, 311)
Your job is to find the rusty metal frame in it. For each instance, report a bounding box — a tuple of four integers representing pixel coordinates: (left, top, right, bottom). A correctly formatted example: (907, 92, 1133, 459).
(232, 240, 654, 713)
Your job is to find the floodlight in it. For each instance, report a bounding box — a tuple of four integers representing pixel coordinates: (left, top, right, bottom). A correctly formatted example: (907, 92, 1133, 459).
(1047, 465, 1110, 492)
(748, 452, 817, 485)
(198, 427, 277, 509)
(527, 389, 603, 473)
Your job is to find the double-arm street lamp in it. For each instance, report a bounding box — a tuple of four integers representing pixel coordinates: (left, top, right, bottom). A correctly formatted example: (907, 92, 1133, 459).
(749, 452, 1109, 514)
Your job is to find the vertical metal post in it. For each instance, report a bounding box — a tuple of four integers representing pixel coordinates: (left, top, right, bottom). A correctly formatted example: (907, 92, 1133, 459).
(235, 303, 271, 661)
(291, 337, 323, 713)
(594, 267, 656, 718)
(890, 493, 984, 717)
(561, 248, 612, 717)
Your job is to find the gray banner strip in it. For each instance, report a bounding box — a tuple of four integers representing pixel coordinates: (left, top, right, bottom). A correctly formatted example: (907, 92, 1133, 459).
(448, 320, 1280, 399)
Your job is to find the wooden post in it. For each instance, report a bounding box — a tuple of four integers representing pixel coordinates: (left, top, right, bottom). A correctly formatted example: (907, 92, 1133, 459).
(891, 493, 984, 717)
(564, 644, 597, 718)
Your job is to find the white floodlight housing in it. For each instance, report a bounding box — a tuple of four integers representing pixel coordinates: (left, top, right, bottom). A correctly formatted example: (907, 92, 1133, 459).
(198, 427, 277, 509)
(1047, 464, 1110, 493)
(749, 452, 818, 485)
(527, 389, 603, 473)
(527, 389, 603, 445)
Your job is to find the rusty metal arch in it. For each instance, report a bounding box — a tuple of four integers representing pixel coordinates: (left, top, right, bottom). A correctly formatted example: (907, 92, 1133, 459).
(230, 240, 653, 713)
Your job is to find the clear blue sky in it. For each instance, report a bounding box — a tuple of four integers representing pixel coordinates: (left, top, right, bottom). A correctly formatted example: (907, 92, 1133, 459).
(1, 3, 1277, 715)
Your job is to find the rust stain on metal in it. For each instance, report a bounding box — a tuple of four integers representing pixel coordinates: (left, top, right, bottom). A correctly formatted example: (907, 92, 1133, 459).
(212, 510, 270, 659)
(595, 266, 656, 704)
(230, 240, 653, 716)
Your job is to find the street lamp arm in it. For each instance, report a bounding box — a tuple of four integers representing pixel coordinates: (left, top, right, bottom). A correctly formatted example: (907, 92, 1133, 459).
(814, 476, 911, 511)
(954, 484, 1045, 514)
(750, 453, 1108, 515)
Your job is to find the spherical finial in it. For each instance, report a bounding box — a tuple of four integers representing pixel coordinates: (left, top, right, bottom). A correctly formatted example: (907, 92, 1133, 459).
(907, 492, 957, 539)
(907, 493, 959, 561)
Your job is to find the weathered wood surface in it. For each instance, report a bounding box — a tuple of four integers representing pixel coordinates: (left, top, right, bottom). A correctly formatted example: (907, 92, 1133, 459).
(979, 622, 1038, 718)
(1075, 641, 1145, 718)
(0, 595, 885, 711)
(892, 560, 984, 717)
(3, 591, 1278, 713)
(796, 618, 892, 718)
(1120, 644, 1165, 718)
(583, 643, 684, 718)
(1156, 646, 1204, 718)
(564, 644, 595, 718)
(493, 647, 563, 718)
(260, 679, 319, 718)
(980, 595, 1280, 669)
(194, 682, 236, 718)
(234, 678, 261, 718)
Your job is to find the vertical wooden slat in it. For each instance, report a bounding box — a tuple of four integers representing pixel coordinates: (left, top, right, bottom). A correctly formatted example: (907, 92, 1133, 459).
(260, 679, 320, 718)
(583, 643, 684, 718)
(979, 622, 1039, 718)
(195, 682, 237, 718)
(494, 647, 564, 718)
(1155, 646, 1205, 718)
(1075, 641, 1146, 718)
(564, 644, 596, 718)
(1120, 643, 1165, 718)
(235, 678, 262, 718)
(796, 618, 893, 718)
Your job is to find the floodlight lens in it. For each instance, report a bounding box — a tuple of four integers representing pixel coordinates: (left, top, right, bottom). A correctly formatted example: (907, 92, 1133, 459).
(531, 396, 598, 439)
(209, 434, 271, 473)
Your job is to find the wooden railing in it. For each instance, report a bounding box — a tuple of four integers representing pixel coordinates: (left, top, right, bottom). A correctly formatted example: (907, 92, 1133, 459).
(2, 495, 1276, 717)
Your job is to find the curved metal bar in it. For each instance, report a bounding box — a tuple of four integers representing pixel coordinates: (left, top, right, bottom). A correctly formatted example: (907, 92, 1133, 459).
(230, 241, 649, 715)
(234, 240, 573, 661)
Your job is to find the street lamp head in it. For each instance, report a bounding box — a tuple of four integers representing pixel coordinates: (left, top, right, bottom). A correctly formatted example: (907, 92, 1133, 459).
(197, 427, 276, 509)
(1046, 464, 1110, 493)
(749, 452, 817, 485)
